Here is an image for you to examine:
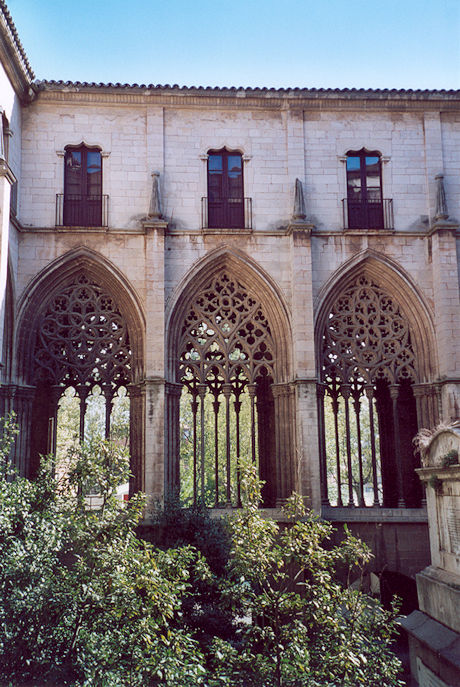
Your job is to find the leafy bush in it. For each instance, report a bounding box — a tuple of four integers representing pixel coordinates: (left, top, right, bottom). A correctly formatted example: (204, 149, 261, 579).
(208, 461, 404, 687)
(0, 418, 403, 686)
(0, 425, 208, 686)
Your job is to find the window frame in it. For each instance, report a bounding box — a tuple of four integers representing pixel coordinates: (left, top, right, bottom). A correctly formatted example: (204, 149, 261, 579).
(207, 147, 244, 229)
(63, 144, 103, 227)
(345, 148, 384, 229)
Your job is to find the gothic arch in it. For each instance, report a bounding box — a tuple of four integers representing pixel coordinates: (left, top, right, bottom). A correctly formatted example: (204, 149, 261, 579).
(165, 247, 294, 507)
(315, 251, 438, 509)
(14, 248, 145, 483)
(166, 246, 292, 382)
(16, 247, 145, 385)
(315, 251, 437, 383)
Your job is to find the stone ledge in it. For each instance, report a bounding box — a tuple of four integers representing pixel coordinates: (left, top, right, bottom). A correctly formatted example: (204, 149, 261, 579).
(322, 506, 428, 523)
(401, 610, 460, 686)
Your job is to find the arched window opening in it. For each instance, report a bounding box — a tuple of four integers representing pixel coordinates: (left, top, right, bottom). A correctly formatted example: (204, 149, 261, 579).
(178, 272, 275, 507)
(320, 274, 421, 508)
(31, 272, 132, 477)
(344, 148, 388, 229)
(207, 148, 244, 229)
(63, 144, 103, 226)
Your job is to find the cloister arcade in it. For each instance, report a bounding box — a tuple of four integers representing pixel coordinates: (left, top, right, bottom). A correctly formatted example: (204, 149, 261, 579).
(1, 247, 440, 523)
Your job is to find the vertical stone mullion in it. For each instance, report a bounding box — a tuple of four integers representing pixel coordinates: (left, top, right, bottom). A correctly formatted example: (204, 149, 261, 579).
(165, 382, 182, 499)
(128, 382, 146, 496)
(272, 381, 296, 506)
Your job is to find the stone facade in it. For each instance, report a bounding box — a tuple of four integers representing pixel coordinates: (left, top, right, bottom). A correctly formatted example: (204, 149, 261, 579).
(0, 4, 459, 584)
(402, 426, 460, 687)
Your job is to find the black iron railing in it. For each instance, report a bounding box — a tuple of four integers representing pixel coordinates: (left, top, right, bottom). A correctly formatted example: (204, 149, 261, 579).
(342, 198, 393, 230)
(56, 194, 109, 227)
(201, 196, 252, 230)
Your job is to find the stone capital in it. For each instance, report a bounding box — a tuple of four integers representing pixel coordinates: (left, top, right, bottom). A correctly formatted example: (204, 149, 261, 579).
(142, 218, 168, 235)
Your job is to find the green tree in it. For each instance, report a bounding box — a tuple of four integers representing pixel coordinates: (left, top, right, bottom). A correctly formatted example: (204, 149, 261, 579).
(208, 460, 404, 687)
(0, 421, 208, 686)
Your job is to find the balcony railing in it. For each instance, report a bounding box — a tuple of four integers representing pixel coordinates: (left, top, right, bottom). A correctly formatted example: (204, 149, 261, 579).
(56, 194, 109, 227)
(342, 198, 393, 230)
(201, 196, 252, 230)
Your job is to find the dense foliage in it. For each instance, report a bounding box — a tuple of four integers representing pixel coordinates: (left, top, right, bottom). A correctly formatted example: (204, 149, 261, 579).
(0, 415, 403, 686)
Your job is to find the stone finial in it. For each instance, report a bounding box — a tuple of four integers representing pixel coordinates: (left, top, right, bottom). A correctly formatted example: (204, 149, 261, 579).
(0, 116, 4, 161)
(435, 173, 449, 221)
(292, 178, 306, 221)
(148, 172, 162, 218)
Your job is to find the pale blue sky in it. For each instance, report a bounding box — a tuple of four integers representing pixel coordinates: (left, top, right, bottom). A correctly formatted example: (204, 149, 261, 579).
(7, 0, 460, 89)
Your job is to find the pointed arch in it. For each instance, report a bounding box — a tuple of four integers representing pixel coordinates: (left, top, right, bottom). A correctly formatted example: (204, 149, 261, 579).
(315, 251, 438, 510)
(16, 247, 145, 385)
(14, 248, 145, 483)
(166, 246, 292, 383)
(315, 250, 438, 383)
(166, 247, 294, 507)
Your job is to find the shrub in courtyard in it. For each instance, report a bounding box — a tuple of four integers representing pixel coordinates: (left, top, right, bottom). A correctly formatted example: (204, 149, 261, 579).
(0, 421, 208, 686)
(0, 415, 404, 686)
(207, 460, 404, 687)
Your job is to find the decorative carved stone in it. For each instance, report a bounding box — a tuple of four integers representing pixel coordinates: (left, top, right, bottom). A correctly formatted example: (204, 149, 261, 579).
(321, 274, 416, 386)
(179, 271, 275, 389)
(34, 272, 132, 390)
(148, 171, 162, 218)
(292, 178, 306, 221)
(434, 173, 449, 221)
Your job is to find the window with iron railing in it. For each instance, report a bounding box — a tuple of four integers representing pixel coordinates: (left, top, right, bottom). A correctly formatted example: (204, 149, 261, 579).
(60, 144, 105, 227)
(206, 148, 247, 229)
(343, 149, 393, 229)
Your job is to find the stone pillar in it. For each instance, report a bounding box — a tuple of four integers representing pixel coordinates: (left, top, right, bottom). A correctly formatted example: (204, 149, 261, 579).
(143, 377, 165, 511)
(0, 157, 15, 363)
(402, 427, 460, 687)
(128, 382, 146, 495)
(142, 216, 168, 506)
(287, 218, 319, 510)
(430, 219, 460, 424)
(272, 382, 296, 505)
(165, 382, 182, 499)
(423, 115, 460, 425)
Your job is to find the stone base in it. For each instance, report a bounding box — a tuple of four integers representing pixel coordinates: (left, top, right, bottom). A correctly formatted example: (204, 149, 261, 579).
(401, 610, 460, 687)
(416, 566, 460, 634)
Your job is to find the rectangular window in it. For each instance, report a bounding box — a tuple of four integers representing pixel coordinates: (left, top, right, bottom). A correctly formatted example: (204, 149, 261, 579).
(346, 149, 383, 229)
(207, 148, 244, 228)
(64, 145, 102, 226)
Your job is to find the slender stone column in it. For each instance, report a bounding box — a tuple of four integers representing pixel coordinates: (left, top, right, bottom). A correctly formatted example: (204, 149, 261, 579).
(272, 382, 296, 506)
(412, 383, 441, 430)
(0, 158, 15, 362)
(316, 383, 329, 507)
(165, 382, 182, 498)
(389, 384, 405, 507)
(128, 382, 146, 495)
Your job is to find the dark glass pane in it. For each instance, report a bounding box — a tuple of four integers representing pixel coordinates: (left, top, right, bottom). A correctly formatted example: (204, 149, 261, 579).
(87, 151, 102, 196)
(65, 151, 82, 195)
(227, 155, 242, 176)
(208, 155, 223, 172)
(365, 157, 381, 193)
(346, 156, 360, 171)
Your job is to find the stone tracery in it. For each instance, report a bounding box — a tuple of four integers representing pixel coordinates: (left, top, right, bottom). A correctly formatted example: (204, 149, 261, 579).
(320, 274, 420, 508)
(32, 272, 132, 452)
(177, 272, 276, 506)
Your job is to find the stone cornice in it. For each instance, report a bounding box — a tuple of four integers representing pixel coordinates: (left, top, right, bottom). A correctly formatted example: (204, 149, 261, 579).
(31, 83, 460, 113)
(0, 2, 34, 102)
